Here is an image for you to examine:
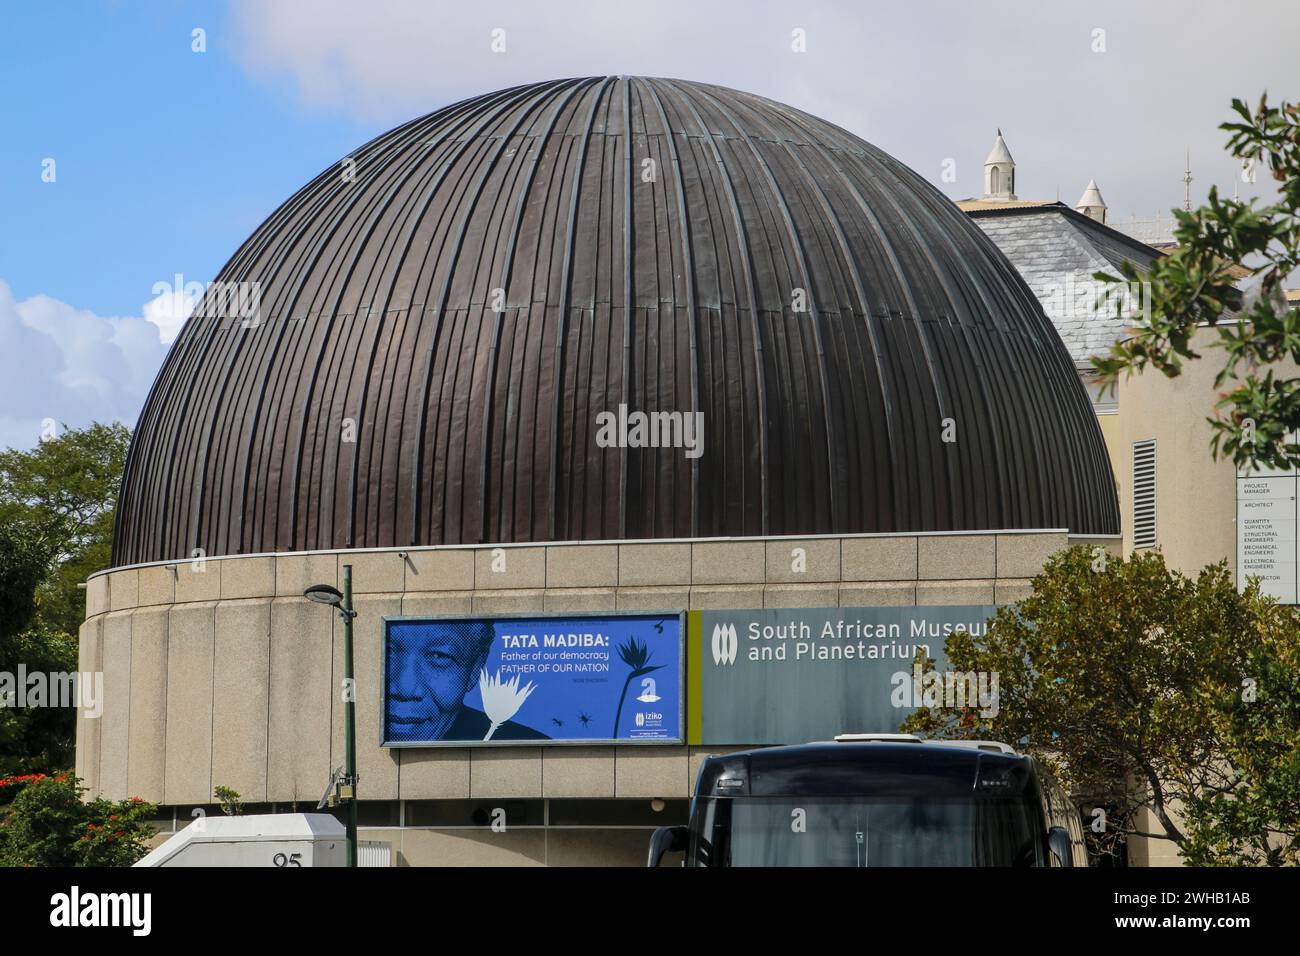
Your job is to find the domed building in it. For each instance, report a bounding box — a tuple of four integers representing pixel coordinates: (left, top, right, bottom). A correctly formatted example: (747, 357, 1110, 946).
(80, 78, 1119, 866)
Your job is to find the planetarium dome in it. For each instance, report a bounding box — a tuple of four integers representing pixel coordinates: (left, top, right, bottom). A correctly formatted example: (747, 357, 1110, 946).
(112, 76, 1119, 565)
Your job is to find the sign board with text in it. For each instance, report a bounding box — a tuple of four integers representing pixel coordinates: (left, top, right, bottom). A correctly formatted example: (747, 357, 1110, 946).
(689, 605, 996, 745)
(382, 613, 683, 746)
(1237, 454, 1299, 605)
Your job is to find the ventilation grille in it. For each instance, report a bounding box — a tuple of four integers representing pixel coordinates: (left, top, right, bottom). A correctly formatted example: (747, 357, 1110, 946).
(1132, 440, 1157, 549)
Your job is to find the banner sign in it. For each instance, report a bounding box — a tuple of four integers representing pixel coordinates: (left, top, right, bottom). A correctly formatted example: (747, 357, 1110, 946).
(1237, 458, 1299, 605)
(690, 605, 996, 745)
(382, 613, 683, 746)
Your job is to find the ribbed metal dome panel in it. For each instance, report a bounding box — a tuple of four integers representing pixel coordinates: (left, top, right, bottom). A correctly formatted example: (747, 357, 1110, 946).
(112, 77, 1119, 565)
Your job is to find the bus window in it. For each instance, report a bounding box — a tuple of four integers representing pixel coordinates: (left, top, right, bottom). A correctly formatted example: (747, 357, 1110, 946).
(693, 796, 1039, 867)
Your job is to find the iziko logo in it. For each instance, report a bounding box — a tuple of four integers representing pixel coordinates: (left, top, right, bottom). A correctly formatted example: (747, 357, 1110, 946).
(594, 404, 704, 459)
(0, 666, 103, 718)
(890, 665, 1000, 718)
(711, 623, 738, 666)
(49, 886, 151, 936)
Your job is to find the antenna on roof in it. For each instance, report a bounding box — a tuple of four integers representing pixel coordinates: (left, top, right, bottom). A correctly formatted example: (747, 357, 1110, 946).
(1183, 148, 1193, 212)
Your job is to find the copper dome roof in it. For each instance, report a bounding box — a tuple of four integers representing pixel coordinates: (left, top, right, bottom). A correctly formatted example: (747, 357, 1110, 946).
(113, 77, 1119, 565)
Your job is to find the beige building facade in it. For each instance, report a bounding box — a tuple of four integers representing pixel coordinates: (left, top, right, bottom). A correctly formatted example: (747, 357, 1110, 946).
(78, 530, 1115, 866)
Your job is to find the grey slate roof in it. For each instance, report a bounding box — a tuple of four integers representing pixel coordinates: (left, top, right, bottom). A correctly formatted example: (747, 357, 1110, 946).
(969, 208, 1163, 364)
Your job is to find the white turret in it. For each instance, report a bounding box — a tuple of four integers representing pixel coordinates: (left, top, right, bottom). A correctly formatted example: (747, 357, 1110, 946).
(1075, 179, 1107, 223)
(982, 130, 1017, 201)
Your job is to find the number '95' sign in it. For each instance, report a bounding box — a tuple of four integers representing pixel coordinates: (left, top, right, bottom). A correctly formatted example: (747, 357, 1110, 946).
(381, 613, 684, 746)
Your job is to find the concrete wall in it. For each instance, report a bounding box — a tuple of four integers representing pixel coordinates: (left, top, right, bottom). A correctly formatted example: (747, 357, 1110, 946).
(1116, 327, 1300, 578)
(80, 531, 1096, 863)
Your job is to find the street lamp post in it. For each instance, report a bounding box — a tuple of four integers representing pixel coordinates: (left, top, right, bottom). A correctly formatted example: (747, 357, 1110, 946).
(304, 564, 358, 868)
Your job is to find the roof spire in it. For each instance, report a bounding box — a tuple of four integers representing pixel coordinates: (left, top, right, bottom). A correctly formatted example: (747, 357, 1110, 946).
(982, 130, 1017, 201)
(1183, 148, 1193, 212)
(1075, 179, 1107, 224)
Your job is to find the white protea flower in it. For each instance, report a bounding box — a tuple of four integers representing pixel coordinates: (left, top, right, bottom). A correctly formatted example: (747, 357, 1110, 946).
(479, 668, 537, 740)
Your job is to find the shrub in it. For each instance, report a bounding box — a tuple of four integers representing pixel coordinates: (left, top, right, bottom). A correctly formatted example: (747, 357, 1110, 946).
(0, 773, 157, 867)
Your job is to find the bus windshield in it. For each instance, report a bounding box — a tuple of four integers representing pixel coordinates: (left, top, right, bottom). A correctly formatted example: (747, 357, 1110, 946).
(691, 795, 1042, 867)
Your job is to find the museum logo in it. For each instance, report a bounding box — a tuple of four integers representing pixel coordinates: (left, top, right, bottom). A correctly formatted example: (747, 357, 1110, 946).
(711, 623, 739, 666)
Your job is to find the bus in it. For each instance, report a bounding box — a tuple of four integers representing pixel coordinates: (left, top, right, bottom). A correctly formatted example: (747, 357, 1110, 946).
(648, 734, 1088, 867)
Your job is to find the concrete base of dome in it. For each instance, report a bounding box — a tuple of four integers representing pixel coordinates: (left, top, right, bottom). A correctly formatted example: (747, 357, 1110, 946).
(79, 530, 1116, 866)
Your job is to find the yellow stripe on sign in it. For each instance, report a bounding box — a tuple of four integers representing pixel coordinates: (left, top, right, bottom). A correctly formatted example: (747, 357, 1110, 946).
(687, 609, 702, 745)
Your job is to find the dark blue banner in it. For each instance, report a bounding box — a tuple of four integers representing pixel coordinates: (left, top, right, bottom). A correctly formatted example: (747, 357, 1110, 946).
(382, 613, 683, 745)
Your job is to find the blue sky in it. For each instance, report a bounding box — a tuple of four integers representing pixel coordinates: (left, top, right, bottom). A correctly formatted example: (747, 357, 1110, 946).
(1, 2, 376, 314)
(2, 0, 1297, 450)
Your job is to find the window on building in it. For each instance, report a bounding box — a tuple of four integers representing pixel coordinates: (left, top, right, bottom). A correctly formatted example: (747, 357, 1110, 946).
(1132, 439, 1157, 549)
(990, 167, 1000, 195)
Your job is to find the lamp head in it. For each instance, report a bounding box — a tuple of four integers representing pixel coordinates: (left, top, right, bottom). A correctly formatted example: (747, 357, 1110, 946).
(303, 583, 344, 607)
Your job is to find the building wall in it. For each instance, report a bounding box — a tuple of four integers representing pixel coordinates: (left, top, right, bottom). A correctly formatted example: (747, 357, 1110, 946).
(79, 531, 1105, 864)
(1116, 344, 1237, 575)
(1094, 410, 1124, 506)
(1116, 327, 1299, 578)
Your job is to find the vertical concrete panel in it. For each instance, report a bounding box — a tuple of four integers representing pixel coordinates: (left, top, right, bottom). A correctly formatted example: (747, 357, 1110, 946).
(267, 598, 334, 803)
(174, 560, 221, 603)
(333, 594, 401, 800)
(400, 593, 473, 617)
(76, 617, 104, 797)
(164, 602, 216, 805)
(474, 547, 545, 589)
(541, 747, 615, 797)
(220, 555, 276, 599)
(546, 829, 656, 866)
(98, 613, 132, 799)
(212, 600, 272, 801)
(615, 746, 691, 797)
(692, 542, 765, 584)
(126, 607, 168, 802)
(393, 829, 546, 866)
(404, 549, 474, 591)
(85, 575, 110, 617)
(399, 749, 471, 798)
(275, 553, 338, 597)
(347, 552, 405, 593)
(470, 749, 542, 796)
(108, 569, 139, 611)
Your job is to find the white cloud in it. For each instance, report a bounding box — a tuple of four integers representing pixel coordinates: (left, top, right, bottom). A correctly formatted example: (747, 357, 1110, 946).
(0, 279, 170, 451)
(143, 288, 196, 346)
(228, 0, 1300, 229)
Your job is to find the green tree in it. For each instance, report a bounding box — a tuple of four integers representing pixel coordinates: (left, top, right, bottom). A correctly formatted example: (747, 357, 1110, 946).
(0, 422, 130, 635)
(214, 785, 243, 816)
(0, 422, 130, 774)
(0, 773, 156, 867)
(1095, 95, 1300, 471)
(902, 547, 1300, 866)
(0, 524, 73, 775)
